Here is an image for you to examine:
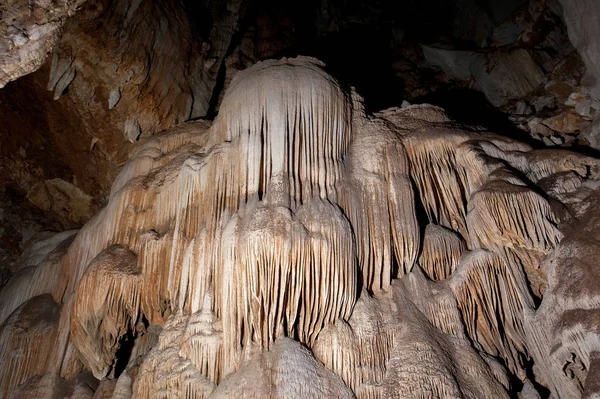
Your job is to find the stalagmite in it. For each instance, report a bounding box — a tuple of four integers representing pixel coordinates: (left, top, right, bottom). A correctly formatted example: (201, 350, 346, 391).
(7, 373, 61, 399)
(382, 297, 509, 399)
(133, 309, 221, 399)
(2, 56, 600, 398)
(313, 278, 511, 399)
(211, 337, 355, 399)
(522, 189, 600, 397)
(110, 373, 132, 399)
(312, 292, 395, 396)
(7, 371, 99, 399)
(91, 379, 117, 399)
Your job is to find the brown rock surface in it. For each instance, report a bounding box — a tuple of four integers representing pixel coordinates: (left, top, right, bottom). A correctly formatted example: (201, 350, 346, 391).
(0, 0, 86, 88)
(542, 109, 590, 134)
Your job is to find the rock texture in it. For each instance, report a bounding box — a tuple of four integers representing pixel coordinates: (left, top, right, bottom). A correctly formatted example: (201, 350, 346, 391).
(558, 0, 600, 99)
(48, 0, 247, 140)
(1, 56, 600, 398)
(0, 0, 86, 88)
(556, 0, 600, 150)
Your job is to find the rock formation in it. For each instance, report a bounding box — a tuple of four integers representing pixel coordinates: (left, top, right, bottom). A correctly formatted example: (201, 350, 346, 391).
(0, 0, 86, 88)
(3, 0, 600, 292)
(1, 55, 600, 398)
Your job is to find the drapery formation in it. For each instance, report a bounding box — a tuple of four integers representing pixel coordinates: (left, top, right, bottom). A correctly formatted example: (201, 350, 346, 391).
(2, 56, 600, 398)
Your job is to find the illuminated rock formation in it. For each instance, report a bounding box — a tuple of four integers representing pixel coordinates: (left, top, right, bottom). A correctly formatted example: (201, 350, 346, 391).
(1, 56, 600, 398)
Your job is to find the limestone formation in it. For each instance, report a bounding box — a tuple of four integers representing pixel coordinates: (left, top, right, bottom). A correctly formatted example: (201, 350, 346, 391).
(418, 224, 466, 280)
(1, 56, 600, 398)
(70, 245, 143, 379)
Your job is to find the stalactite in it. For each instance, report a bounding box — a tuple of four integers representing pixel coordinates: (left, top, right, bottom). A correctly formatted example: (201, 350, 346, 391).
(110, 121, 212, 199)
(476, 143, 600, 184)
(467, 180, 561, 253)
(0, 230, 75, 325)
(70, 245, 143, 379)
(60, 340, 86, 380)
(418, 224, 466, 280)
(404, 130, 471, 239)
(341, 117, 419, 294)
(0, 295, 61, 398)
(449, 250, 531, 377)
(56, 295, 83, 380)
(212, 57, 352, 206)
(466, 178, 562, 298)
(48, 59, 356, 385)
(222, 186, 357, 364)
